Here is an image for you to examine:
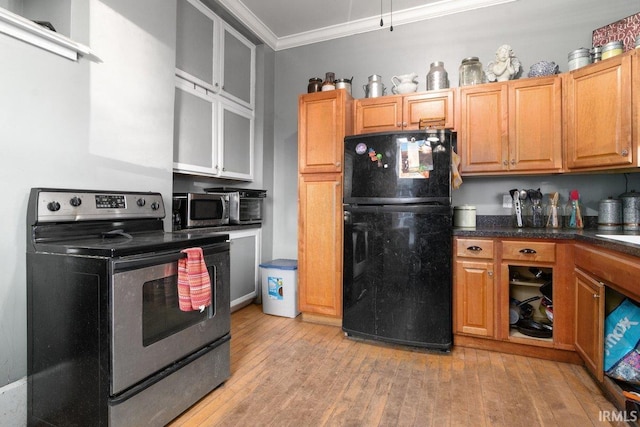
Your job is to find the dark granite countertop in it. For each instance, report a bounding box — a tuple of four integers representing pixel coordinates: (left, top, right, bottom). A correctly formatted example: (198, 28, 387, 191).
(453, 216, 640, 258)
(173, 223, 261, 234)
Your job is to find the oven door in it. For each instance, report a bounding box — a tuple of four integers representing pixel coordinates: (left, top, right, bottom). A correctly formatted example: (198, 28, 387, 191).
(110, 243, 230, 395)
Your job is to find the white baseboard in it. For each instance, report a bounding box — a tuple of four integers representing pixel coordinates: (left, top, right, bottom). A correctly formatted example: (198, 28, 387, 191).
(0, 378, 26, 427)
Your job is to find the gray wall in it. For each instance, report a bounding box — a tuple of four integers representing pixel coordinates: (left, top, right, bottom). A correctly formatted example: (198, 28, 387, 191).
(271, 0, 640, 258)
(0, 0, 177, 422)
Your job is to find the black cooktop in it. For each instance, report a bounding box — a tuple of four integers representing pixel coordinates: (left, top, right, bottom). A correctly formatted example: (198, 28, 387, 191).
(32, 230, 230, 258)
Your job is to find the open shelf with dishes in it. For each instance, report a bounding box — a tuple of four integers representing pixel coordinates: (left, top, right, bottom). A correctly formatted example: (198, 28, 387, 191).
(508, 265, 554, 343)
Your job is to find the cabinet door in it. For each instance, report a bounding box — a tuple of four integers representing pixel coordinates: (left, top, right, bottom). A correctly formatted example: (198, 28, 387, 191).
(458, 84, 508, 173)
(298, 91, 349, 173)
(354, 96, 402, 134)
(173, 79, 217, 175)
(229, 229, 261, 312)
(574, 267, 604, 381)
(219, 23, 255, 109)
(565, 53, 632, 170)
(508, 77, 562, 172)
(403, 90, 455, 130)
(298, 173, 342, 317)
(454, 259, 494, 337)
(175, 0, 216, 92)
(218, 99, 254, 180)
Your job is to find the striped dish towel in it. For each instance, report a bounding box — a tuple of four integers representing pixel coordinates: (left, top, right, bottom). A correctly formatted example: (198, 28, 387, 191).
(177, 247, 212, 312)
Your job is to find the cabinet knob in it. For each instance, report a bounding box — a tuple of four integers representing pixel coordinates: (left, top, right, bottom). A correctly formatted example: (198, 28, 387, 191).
(510, 159, 516, 165)
(503, 160, 508, 166)
(519, 248, 537, 254)
(622, 149, 629, 157)
(593, 294, 600, 298)
(402, 122, 408, 127)
(488, 271, 493, 277)
(467, 246, 483, 252)
(397, 122, 402, 127)
(335, 162, 341, 167)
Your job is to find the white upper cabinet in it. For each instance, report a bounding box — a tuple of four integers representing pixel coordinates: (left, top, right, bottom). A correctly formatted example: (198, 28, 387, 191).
(173, 0, 255, 181)
(175, 0, 217, 92)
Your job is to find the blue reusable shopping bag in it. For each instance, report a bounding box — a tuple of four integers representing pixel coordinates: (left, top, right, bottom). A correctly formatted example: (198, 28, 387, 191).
(605, 298, 640, 384)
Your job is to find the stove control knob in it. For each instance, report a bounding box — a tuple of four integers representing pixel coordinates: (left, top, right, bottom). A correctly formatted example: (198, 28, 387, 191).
(69, 196, 82, 207)
(150, 201, 160, 211)
(47, 201, 61, 212)
(137, 198, 146, 207)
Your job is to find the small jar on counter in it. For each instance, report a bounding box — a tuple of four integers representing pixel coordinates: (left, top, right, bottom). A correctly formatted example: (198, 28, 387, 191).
(601, 41, 623, 60)
(568, 48, 591, 70)
(453, 205, 476, 228)
(307, 78, 322, 93)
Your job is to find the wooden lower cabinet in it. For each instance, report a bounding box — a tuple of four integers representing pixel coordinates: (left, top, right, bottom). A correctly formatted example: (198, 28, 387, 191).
(454, 238, 495, 337)
(297, 173, 343, 319)
(574, 267, 605, 381)
(453, 237, 579, 363)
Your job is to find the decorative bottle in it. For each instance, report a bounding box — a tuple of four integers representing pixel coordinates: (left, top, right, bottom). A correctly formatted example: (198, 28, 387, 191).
(321, 72, 336, 91)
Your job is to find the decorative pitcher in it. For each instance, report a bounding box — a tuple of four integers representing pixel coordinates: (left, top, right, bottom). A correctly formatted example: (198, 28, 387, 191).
(391, 72, 418, 94)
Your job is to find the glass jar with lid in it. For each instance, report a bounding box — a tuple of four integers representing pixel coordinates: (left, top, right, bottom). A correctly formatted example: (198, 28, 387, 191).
(459, 57, 484, 86)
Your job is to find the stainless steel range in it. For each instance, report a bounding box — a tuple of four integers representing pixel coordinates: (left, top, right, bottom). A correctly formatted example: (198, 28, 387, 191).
(26, 188, 231, 426)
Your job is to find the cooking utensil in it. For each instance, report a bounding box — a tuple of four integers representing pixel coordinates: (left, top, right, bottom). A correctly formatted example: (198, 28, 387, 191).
(510, 189, 523, 227)
(546, 192, 559, 227)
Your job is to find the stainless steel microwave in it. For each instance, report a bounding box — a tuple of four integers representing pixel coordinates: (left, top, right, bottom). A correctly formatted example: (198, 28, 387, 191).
(204, 187, 266, 225)
(173, 193, 230, 229)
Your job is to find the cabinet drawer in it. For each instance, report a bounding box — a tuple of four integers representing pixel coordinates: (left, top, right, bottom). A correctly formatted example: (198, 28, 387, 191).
(575, 244, 640, 301)
(456, 238, 494, 259)
(501, 241, 555, 263)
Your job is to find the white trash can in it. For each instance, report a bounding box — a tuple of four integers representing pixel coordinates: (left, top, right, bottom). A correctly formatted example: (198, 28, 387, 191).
(259, 259, 299, 318)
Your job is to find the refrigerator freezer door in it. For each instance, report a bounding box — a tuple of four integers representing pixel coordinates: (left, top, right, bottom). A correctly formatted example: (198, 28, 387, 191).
(344, 130, 453, 205)
(342, 204, 452, 349)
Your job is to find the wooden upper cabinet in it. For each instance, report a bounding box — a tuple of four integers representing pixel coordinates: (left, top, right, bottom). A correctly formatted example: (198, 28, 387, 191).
(458, 83, 508, 173)
(298, 90, 353, 174)
(354, 89, 455, 135)
(458, 76, 562, 175)
(565, 51, 633, 171)
(404, 90, 455, 130)
(509, 77, 563, 172)
(354, 96, 402, 134)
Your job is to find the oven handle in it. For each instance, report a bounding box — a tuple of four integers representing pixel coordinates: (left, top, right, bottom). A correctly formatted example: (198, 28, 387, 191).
(113, 243, 229, 272)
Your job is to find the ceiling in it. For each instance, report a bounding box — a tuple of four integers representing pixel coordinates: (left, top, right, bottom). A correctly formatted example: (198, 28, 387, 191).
(216, 0, 518, 51)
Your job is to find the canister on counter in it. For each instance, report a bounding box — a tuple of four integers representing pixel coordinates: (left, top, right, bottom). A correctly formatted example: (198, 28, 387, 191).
(620, 190, 640, 230)
(598, 197, 622, 231)
(568, 48, 591, 70)
(453, 205, 476, 228)
(601, 41, 623, 60)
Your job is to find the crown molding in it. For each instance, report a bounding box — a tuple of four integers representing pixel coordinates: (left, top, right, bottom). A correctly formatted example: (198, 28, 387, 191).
(217, 0, 517, 51)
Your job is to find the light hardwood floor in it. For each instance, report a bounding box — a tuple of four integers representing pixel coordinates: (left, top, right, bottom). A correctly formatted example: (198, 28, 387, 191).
(169, 304, 624, 427)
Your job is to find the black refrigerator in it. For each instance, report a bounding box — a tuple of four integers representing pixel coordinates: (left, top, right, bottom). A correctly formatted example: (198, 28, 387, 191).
(342, 129, 454, 350)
